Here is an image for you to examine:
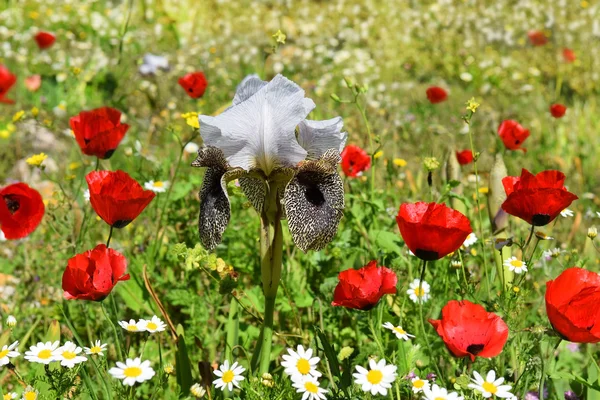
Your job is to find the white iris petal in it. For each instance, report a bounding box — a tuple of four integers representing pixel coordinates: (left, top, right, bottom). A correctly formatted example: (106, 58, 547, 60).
(298, 117, 347, 159)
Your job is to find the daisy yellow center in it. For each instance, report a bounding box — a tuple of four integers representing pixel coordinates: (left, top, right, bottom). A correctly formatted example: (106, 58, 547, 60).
(62, 350, 76, 360)
(304, 381, 319, 393)
(413, 287, 425, 296)
(482, 382, 497, 394)
(413, 379, 425, 388)
(24, 393, 37, 400)
(4, 394, 13, 400)
(222, 370, 235, 383)
(147, 322, 158, 330)
(510, 260, 523, 268)
(0, 349, 9, 358)
(393, 327, 406, 335)
(367, 369, 383, 385)
(297, 358, 311, 375)
(90, 346, 102, 354)
(38, 349, 52, 359)
(123, 366, 142, 378)
(153, 181, 164, 187)
(434, 397, 445, 400)
(127, 325, 138, 331)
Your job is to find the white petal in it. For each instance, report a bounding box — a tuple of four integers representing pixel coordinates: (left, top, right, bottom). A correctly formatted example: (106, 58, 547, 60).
(232, 74, 268, 105)
(297, 117, 347, 159)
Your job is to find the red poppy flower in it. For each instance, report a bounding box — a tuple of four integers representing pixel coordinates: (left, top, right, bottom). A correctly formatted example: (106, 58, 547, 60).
(62, 244, 130, 301)
(528, 30, 548, 46)
(34, 31, 56, 49)
(550, 103, 567, 118)
(70, 107, 130, 159)
(340, 145, 371, 177)
(498, 119, 530, 152)
(429, 300, 509, 361)
(501, 169, 578, 226)
(0, 65, 17, 104)
(562, 48, 576, 63)
(455, 150, 474, 165)
(396, 202, 472, 261)
(178, 72, 208, 98)
(426, 86, 448, 104)
(546, 267, 600, 343)
(331, 261, 397, 310)
(0, 183, 45, 240)
(86, 170, 156, 228)
(25, 75, 42, 92)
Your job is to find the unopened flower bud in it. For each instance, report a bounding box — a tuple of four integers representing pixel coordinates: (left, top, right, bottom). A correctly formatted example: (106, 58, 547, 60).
(588, 226, 597, 240)
(6, 315, 16, 328)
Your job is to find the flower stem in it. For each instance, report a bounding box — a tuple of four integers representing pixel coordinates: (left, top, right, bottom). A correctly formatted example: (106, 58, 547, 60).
(102, 298, 124, 361)
(106, 225, 114, 248)
(417, 260, 443, 382)
(225, 295, 239, 362)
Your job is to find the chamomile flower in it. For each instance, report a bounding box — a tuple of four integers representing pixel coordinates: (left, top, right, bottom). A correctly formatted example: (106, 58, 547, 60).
(24, 341, 59, 364)
(504, 257, 528, 274)
(463, 233, 478, 247)
(292, 376, 328, 400)
(281, 345, 322, 382)
(22, 386, 38, 400)
(560, 208, 574, 218)
(423, 384, 464, 400)
(3, 392, 17, 399)
(109, 358, 155, 386)
(468, 370, 514, 398)
(353, 358, 397, 396)
(411, 376, 430, 393)
(55, 341, 87, 368)
(84, 340, 107, 356)
(0, 340, 19, 366)
(190, 383, 206, 398)
(119, 319, 145, 333)
(407, 279, 430, 303)
(213, 360, 245, 391)
(141, 316, 167, 333)
(6, 315, 16, 327)
(163, 363, 175, 375)
(382, 322, 415, 341)
(144, 180, 169, 193)
(543, 248, 562, 259)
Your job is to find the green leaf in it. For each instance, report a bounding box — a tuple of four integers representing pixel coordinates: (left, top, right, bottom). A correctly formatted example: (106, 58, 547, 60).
(370, 230, 404, 256)
(315, 327, 340, 380)
(176, 328, 193, 396)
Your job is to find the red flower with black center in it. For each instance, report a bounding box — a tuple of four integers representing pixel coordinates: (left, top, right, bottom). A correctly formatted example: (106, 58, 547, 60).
(340, 145, 371, 178)
(426, 86, 448, 104)
(34, 31, 56, 49)
(550, 103, 567, 118)
(546, 267, 600, 343)
(70, 107, 130, 159)
(178, 72, 208, 98)
(562, 48, 576, 63)
(455, 150, 474, 165)
(0, 183, 45, 240)
(396, 202, 472, 261)
(331, 261, 397, 310)
(429, 299, 509, 361)
(501, 169, 578, 226)
(62, 244, 130, 301)
(498, 119, 530, 152)
(86, 170, 156, 228)
(528, 30, 548, 46)
(0, 65, 17, 104)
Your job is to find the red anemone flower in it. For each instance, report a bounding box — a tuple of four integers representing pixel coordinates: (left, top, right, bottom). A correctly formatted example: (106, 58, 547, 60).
(86, 170, 156, 228)
(331, 261, 397, 310)
(546, 267, 600, 343)
(426, 86, 448, 104)
(455, 150, 474, 165)
(396, 202, 472, 261)
(62, 244, 130, 301)
(550, 104, 567, 118)
(34, 31, 56, 49)
(178, 72, 208, 98)
(340, 145, 371, 178)
(498, 119, 530, 152)
(70, 107, 130, 159)
(429, 300, 509, 361)
(527, 30, 548, 46)
(562, 48, 576, 63)
(501, 169, 578, 226)
(0, 65, 17, 104)
(0, 183, 45, 240)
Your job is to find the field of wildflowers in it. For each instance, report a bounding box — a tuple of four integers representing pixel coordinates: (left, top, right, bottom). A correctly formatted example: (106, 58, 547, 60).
(1, 0, 600, 399)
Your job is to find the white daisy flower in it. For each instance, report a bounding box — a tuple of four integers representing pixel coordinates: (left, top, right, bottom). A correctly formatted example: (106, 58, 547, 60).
(407, 279, 430, 303)
(119, 319, 145, 333)
(0, 340, 20, 366)
(542, 248, 562, 259)
(141, 316, 167, 333)
(83, 189, 90, 202)
(84, 340, 107, 356)
(55, 341, 87, 368)
(190, 383, 206, 398)
(423, 384, 464, 400)
(503, 257, 528, 274)
(213, 360, 245, 391)
(353, 358, 397, 396)
(382, 322, 415, 341)
(451, 260, 462, 268)
(463, 233, 478, 247)
(0, 230, 5, 241)
(24, 341, 60, 364)
(3, 392, 17, 399)
(411, 376, 430, 393)
(281, 345, 322, 382)
(5, 315, 16, 328)
(109, 358, 155, 386)
(139, 54, 169, 75)
(143, 180, 169, 193)
(292, 376, 328, 400)
(560, 208, 574, 218)
(22, 386, 38, 400)
(468, 370, 514, 398)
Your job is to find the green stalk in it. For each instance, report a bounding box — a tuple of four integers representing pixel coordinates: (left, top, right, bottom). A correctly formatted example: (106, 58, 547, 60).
(225, 295, 239, 362)
(417, 260, 443, 381)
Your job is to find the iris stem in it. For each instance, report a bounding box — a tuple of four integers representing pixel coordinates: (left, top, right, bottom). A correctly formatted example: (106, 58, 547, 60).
(106, 225, 114, 248)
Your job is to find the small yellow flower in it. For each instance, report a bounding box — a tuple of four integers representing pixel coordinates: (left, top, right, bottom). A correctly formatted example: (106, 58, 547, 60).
(0, 130, 9, 139)
(272, 29, 287, 44)
(393, 158, 407, 167)
(26, 153, 48, 167)
(163, 363, 174, 375)
(478, 187, 489, 194)
(581, 0, 589, 7)
(28, 11, 39, 19)
(31, 107, 39, 117)
(209, 47, 217, 54)
(12, 110, 25, 123)
(470, 248, 477, 256)
(466, 97, 480, 113)
(69, 162, 82, 170)
(513, 286, 520, 293)
(71, 67, 82, 76)
(373, 150, 384, 159)
(181, 112, 200, 129)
